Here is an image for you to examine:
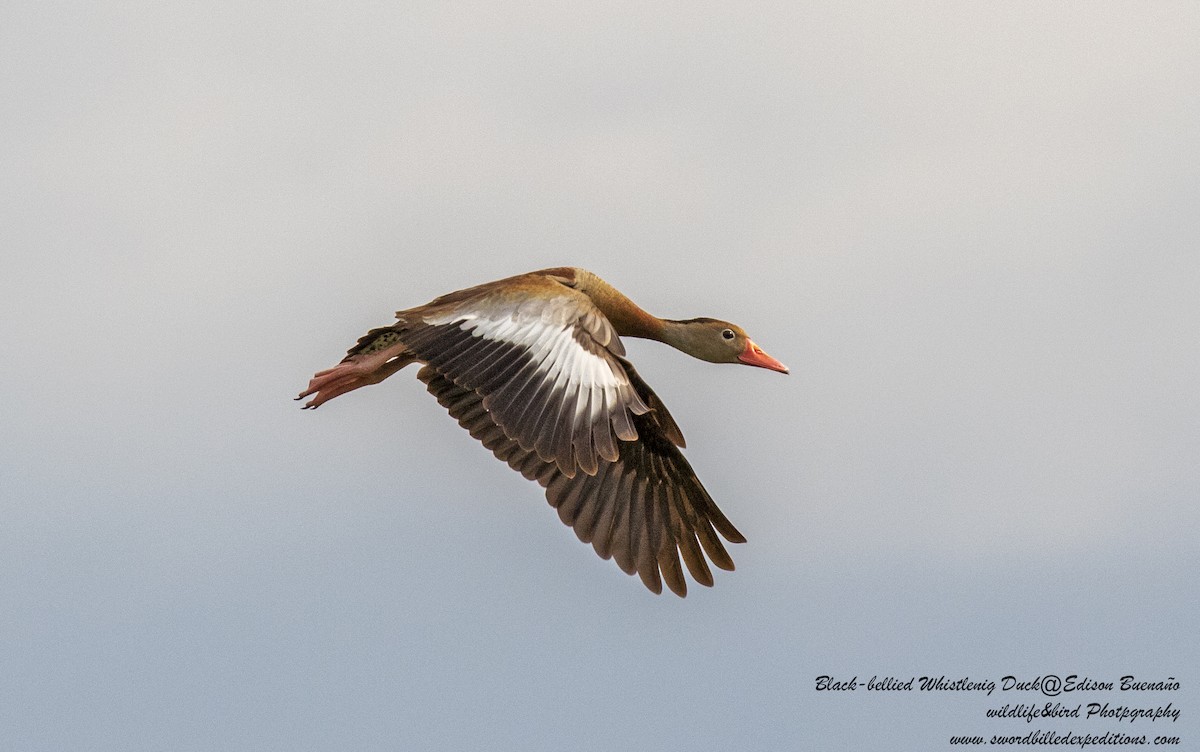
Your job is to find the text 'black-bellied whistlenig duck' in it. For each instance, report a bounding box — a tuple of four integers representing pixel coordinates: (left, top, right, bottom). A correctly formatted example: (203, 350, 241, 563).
(297, 267, 788, 596)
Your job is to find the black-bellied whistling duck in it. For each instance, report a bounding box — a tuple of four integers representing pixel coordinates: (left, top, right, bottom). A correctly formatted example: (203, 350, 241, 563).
(297, 267, 788, 596)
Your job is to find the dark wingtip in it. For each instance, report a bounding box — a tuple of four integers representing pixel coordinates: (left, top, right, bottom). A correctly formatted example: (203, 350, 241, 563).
(638, 569, 664, 595)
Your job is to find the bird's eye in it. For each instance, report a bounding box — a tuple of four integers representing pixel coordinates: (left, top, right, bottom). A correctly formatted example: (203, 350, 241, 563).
(721, 329, 735, 340)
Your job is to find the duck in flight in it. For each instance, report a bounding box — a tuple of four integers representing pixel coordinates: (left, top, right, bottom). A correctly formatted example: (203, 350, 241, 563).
(297, 267, 788, 596)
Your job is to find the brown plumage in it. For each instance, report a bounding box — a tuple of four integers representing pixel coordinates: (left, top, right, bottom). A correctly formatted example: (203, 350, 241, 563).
(297, 267, 788, 596)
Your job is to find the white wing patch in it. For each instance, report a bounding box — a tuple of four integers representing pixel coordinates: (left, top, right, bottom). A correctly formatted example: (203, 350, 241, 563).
(420, 306, 649, 475)
(469, 312, 645, 429)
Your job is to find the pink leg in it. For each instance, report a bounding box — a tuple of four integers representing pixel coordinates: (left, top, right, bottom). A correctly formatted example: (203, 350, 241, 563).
(296, 341, 414, 409)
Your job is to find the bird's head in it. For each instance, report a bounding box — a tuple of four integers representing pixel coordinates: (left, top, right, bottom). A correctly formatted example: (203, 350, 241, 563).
(665, 318, 789, 373)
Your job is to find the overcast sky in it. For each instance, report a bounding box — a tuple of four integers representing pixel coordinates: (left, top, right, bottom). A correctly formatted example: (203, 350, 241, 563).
(2, 2, 1198, 749)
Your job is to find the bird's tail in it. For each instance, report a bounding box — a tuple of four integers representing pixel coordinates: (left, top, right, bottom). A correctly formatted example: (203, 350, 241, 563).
(296, 325, 415, 409)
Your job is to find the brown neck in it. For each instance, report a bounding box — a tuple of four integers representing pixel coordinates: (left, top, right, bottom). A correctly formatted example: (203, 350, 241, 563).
(572, 269, 668, 341)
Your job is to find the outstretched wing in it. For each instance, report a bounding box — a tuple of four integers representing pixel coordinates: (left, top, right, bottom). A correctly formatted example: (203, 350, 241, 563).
(419, 361, 745, 596)
(397, 275, 651, 478)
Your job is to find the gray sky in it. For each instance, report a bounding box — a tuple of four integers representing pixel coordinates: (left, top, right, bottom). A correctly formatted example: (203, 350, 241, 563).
(3, 2, 1197, 749)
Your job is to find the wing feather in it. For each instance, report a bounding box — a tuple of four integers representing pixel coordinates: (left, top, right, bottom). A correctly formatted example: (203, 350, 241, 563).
(417, 361, 744, 596)
(399, 278, 648, 476)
